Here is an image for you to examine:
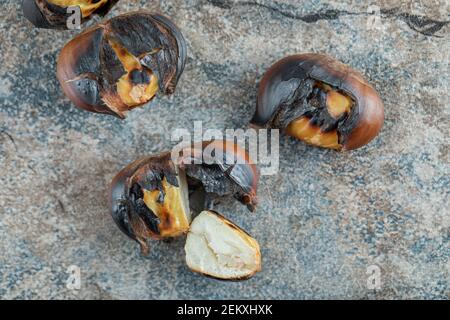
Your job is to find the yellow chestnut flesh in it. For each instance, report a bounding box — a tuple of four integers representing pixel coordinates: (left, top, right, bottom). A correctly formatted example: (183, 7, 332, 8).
(286, 117, 340, 149)
(109, 40, 159, 108)
(319, 83, 353, 119)
(142, 177, 190, 238)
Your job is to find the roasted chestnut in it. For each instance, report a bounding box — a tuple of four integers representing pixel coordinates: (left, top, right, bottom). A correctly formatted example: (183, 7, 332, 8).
(22, 0, 119, 29)
(251, 53, 384, 150)
(185, 210, 261, 280)
(57, 11, 187, 118)
(109, 140, 259, 254)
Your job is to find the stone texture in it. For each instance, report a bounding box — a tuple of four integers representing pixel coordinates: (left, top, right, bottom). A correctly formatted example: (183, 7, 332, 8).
(0, 0, 449, 299)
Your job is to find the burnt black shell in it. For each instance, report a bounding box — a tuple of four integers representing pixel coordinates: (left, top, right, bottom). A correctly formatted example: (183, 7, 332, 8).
(177, 140, 259, 212)
(109, 153, 178, 254)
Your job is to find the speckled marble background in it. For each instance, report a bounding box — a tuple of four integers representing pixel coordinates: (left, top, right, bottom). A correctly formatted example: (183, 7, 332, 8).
(0, 0, 449, 300)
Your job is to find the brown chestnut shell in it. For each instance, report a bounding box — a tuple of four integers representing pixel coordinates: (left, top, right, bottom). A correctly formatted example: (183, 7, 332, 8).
(22, 0, 119, 30)
(57, 11, 187, 119)
(251, 53, 384, 150)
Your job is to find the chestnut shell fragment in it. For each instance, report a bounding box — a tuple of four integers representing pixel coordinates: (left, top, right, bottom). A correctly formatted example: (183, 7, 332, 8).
(57, 11, 187, 118)
(177, 140, 259, 212)
(22, 0, 119, 29)
(251, 53, 384, 150)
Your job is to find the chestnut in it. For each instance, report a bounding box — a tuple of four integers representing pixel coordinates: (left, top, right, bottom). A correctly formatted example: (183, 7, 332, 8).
(109, 140, 259, 254)
(22, 0, 119, 29)
(251, 53, 384, 150)
(185, 210, 261, 280)
(57, 11, 187, 118)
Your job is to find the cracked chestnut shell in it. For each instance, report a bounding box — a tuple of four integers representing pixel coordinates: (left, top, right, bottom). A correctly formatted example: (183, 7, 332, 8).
(109, 141, 259, 254)
(251, 53, 384, 150)
(176, 140, 259, 212)
(57, 11, 187, 118)
(23, 0, 119, 29)
(109, 152, 191, 255)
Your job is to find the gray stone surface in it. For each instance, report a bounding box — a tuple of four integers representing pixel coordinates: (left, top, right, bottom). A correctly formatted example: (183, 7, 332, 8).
(0, 0, 449, 299)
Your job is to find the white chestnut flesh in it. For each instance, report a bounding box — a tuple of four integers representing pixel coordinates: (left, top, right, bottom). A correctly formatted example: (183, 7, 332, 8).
(185, 211, 261, 280)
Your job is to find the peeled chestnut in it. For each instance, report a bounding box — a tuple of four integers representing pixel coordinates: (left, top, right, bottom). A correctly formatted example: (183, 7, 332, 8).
(251, 53, 384, 150)
(57, 11, 187, 118)
(109, 140, 259, 254)
(23, 0, 119, 29)
(185, 210, 261, 280)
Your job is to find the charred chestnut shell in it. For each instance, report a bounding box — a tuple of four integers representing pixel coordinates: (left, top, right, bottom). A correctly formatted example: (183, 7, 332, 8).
(57, 11, 187, 118)
(251, 53, 384, 150)
(176, 140, 259, 212)
(23, 0, 119, 29)
(109, 152, 191, 255)
(109, 141, 259, 254)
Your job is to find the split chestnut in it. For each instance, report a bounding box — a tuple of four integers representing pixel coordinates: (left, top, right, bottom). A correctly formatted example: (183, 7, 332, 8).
(109, 141, 261, 280)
